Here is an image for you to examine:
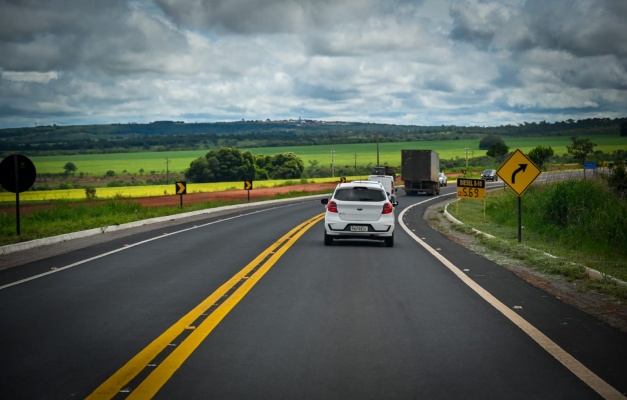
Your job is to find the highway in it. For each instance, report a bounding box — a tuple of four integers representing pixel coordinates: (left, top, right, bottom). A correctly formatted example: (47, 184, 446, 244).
(0, 184, 626, 399)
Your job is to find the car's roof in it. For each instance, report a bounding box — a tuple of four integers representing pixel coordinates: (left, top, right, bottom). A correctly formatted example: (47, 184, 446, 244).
(337, 180, 385, 189)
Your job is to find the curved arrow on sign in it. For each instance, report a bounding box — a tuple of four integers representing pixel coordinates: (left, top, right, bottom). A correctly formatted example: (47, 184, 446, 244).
(511, 164, 527, 184)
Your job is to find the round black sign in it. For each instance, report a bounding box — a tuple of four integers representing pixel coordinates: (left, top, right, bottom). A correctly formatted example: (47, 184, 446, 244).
(0, 154, 37, 193)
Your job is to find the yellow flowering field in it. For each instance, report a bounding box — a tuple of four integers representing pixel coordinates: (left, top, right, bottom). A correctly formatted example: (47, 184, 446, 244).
(0, 177, 348, 203)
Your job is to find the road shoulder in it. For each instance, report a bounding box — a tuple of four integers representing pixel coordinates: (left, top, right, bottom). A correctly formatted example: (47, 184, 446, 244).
(424, 200, 627, 333)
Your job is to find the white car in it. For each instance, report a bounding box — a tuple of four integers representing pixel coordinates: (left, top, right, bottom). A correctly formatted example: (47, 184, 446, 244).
(321, 180, 397, 247)
(438, 172, 447, 186)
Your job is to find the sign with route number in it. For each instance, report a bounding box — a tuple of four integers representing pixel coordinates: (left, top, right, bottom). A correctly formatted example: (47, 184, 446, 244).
(457, 178, 486, 200)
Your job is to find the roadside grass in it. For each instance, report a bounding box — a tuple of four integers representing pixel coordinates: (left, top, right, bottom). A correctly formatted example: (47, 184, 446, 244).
(445, 179, 627, 301)
(0, 189, 332, 247)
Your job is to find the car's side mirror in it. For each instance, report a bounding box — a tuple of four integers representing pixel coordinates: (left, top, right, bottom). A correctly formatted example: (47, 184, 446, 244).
(321, 198, 329, 205)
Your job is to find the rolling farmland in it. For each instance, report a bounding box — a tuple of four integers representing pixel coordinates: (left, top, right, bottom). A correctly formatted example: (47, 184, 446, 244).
(26, 135, 627, 176)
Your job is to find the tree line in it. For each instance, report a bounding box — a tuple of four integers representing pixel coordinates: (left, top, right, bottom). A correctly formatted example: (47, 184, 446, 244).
(1, 118, 624, 157)
(185, 148, 304, 183)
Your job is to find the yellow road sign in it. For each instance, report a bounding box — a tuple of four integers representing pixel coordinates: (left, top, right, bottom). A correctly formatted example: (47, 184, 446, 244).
(244, 181, 253, 190)
(457, 178, 486, 200)
(497, 149, 541, 196)
(175, 181, 186, 195)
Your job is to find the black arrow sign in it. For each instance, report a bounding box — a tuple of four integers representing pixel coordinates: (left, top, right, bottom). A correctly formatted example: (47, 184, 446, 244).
(511, 164, 528, 184)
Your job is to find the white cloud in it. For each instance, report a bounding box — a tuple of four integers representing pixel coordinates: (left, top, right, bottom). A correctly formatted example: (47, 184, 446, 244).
(3, 71, 59, 83)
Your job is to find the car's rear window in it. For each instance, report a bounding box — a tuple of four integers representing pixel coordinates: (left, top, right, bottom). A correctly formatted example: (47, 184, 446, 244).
(334, 187, 386, 201)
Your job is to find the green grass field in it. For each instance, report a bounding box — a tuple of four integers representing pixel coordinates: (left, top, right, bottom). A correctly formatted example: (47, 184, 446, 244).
(3, 135, 623, 203)
(28, 135, 627, 176)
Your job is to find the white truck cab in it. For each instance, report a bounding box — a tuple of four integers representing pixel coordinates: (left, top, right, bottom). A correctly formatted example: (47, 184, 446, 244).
(368, 175, 397, 203)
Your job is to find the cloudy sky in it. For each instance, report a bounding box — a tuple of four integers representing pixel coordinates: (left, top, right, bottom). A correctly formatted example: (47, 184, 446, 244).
(0, 0, 625, 129)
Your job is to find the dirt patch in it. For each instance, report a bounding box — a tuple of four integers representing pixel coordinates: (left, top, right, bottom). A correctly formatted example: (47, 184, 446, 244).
(424, 201, 627, 333)
(123, 182, 337, 207)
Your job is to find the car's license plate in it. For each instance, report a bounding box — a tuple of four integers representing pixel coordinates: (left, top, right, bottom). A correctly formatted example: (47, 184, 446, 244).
(350, 225, 368, 232)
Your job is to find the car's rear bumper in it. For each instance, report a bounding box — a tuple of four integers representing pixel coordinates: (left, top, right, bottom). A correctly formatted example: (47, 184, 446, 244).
(324, 222, 394, 238)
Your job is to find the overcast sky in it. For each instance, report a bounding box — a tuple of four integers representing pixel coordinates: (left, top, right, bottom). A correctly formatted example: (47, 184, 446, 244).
(0, 0, 625, 129)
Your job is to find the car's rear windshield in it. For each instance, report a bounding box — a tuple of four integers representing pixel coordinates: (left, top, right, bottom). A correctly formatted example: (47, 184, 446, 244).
(334, 187, 386, 201)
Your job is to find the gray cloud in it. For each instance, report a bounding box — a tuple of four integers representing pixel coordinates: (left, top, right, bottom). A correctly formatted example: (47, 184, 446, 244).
(522, 0, 627, 58)
(0, 0, 625, 128)
(0, 0, 190, 73)
(153, 0, 416, 34)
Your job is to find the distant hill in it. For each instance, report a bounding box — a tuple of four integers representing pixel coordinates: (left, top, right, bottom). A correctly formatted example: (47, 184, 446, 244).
(0, 118, 623, 156)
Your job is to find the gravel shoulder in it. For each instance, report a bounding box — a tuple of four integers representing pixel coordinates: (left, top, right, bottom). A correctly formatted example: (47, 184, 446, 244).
(424, 200, 627, 333)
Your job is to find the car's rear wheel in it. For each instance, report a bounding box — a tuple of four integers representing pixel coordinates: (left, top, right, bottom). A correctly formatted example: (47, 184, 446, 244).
(324, 232, 333, 246)
(384, 234, 394, 247)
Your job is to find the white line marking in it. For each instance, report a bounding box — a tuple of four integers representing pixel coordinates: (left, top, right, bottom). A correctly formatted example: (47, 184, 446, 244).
(398, 200, 625, 400)
(0, 203, 301, 290)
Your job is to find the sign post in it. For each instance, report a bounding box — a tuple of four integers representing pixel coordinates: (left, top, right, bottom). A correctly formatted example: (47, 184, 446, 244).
(456, 178, 486, 220)
(0, 154, 37, 235)
(497, 149, 541, 243)
(244, 181, 253, 201)
(175, 181, 186, 208)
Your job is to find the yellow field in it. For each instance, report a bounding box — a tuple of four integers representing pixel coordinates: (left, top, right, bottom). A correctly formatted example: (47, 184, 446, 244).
(0, 177, 349, 203)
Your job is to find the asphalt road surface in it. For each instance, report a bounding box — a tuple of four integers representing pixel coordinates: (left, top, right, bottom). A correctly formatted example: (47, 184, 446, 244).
(0, 184, 626, 399)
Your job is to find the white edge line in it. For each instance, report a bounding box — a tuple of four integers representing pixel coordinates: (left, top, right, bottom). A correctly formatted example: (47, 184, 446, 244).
(398, 200, 625, 400)
(0, 202, 305, 291)
(0, 195, 329, 256)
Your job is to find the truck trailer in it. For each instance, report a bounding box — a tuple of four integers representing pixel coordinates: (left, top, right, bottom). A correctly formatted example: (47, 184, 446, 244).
(401, 150, 440, 196)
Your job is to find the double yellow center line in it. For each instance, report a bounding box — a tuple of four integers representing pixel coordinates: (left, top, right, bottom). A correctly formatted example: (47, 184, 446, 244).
(87, 213, 324, 399)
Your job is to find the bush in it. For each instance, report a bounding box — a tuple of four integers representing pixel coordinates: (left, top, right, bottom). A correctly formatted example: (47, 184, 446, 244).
(525, 179, 627, 256)
(606, 161, 627, 198)
(106, 181, 125, 187)
(85, 187, 97, 199)
(58, 183, 74, 190)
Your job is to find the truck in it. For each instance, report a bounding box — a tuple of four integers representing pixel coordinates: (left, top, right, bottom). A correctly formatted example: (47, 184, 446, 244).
(368, 174, 397, 203)
(372, 165, 397, 179)
(401, 150, 440, 196)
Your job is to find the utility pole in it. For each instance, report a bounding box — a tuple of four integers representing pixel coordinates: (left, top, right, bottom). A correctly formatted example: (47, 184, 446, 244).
(465, 148, 469, 172)
(331, 148, 335, 178)
(165, 157, 170, 184)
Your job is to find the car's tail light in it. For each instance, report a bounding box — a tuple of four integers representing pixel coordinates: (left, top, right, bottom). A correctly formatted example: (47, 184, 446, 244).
(327, 200, 338, 213)
(382, 202, 393, 214)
